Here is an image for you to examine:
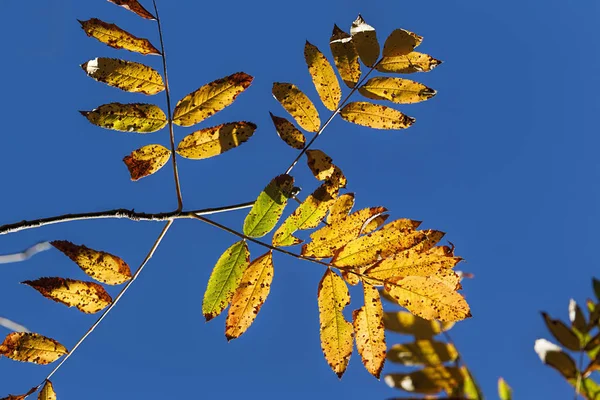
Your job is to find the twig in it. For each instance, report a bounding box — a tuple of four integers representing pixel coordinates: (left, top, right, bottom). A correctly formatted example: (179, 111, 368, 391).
(0, 242, 51, 264)
(575, 348, 584, 400)
(0, 317, 30, 333)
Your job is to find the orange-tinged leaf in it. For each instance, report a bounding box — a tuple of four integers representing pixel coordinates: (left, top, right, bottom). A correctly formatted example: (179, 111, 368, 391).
(359, 77, 436, 104)
(318, 269, 353, 378)
(0, 387, 36, 400)
(382, 29, 422, 58)
(377, 52, 442, 74)
(38, 380, 56, 400)
(79, 18, 159, 55)
(173, 72, 253, 127)
(330, 24, 361, 88)
(384, 366, 463, 394)
(81, 58, 164, 95)
(305, 41, 341, 111)
(108, 0, 156, 19)
(327, 193, 355, 225)
(51, 241, 132, 285)
(270, 113, 306, 150)
(123, 144, 171, 181)
(272, 83, 321, 133)
(387, 340, 458, 366)
(382, 310, 451, 338)
(353, 284, 386, 378)
(340, 101, 415, 130)
(226, 251, 274, 340)
(385, 276, 471, 322)
(350, 15, 379, 67)
(0, 333, 67, 365)
(23, 277, 112, 314)
(176, 122, 256, 160)
(243, 175, 294, 238)
(80, 103, 167, 133)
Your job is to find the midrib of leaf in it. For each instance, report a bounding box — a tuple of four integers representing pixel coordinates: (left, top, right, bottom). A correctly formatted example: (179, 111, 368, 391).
(247, 195, 283, 236)
(177, 83, 239, 121)
(389, 280, 460, 309)
(94, 28, 141, 47)
(206, 244, 246, 314)
(19, 344, 65, 355)
(110, 112, 165, 123)
(291, 95, 319, 132)
(45, 287, 105, 303)
(315, 61, 337, 108)
(345, 109, 399, 121)
(364, 84, 421, 95)
(336, 230, 422, 265)
(112, 70, 163, 89)
(329, 272, 347, 361)
(235, 257, 270, 326)
(361, 291, 378, 366)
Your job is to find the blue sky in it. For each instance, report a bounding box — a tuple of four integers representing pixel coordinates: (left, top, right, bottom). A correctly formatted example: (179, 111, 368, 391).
(0, 0, 599, 398)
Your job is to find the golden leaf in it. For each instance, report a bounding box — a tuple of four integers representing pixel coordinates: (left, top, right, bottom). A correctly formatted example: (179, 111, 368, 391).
(80, 103, 167, 133)
(226, 251, 274, 340)
(353, 284, 386, 378)
(362, 214, 390, 235)
(382, 310, 451, 338)
(340, 101, 415, 130)
(385, 276, 471, 322)
(23, 277, 112, 314)
(359, 77, 436, 104)
(243, 175, 294, 238)
(173, 72, 253, 127)
(382, 29, 422, 58)
(51, 241, 132, 285)
(270, 113, 306, 150)
(304, 41, 341, 111)
(384, 366, 463, 394)
(0, 333, 67, 365)
(176, 122, 256, 160)
(498, 377, 512, 400)
(108, 0, 156, 20)
(350, 15, 379, 67)
(306, 150, 347, 189)
(0, 388, 36, 400)
(377, 52, 442, 74)
(387, 340, 458, 366)
(272, 83, 321, 133)
(329, 24, 361, 88)
(123, 144, 171, 181)
(326, 193, 355, 225)
(79, 18, 160, 55)
(318, 269, 354, 378)
(38, 380, 56, 400)
(341, 270, 361, 286)
(81, 58, 164, 95)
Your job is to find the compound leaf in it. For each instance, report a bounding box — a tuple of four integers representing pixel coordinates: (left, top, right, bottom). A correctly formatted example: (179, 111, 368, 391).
(353, 284, 386, 378)
(81, 58, 164, 95)
(340, 101, 415, 130)
(123, 144, 171, 181)
(305, 41, 341, 111)
(350, 15, 379, 67)
(79, 18, 160, 55)
(0, 333, 67, 365)
(377, 52, 442, 74)
(108, 0, 156, 20)
(176, 122, 256, 160)
(329, 24, 361, 88)
(243, 175, 294, 238)
(80, 103, 167, 133)
(359, 77, 436, 104)
(272, 83, 321, 133)
(270, 113, 306, 150)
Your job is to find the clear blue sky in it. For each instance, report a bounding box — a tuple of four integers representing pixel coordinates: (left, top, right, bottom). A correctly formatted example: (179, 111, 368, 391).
(0, 0, 598, 398)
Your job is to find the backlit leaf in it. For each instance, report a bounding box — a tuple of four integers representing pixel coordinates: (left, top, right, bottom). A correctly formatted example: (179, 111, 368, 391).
(108, 0, 156, 19)
(270, 113, 306, 150)
(341, 270, 361, 287)
(225, 251, 274, 340)
(382, 310, 451, 338)
(51, 241, 132, 285)
(387, 340, 458, 366)
(329, 24, 361, 88)
(340, 101, 415, 130)
(350, 15, 379, 67)
(81, 58, 164, 95)
(534, 339, 578, 380)
(327, 193, 355, 225)
(79, 18, 159, 55)
(0, 387, 36, 400)
(243, 175, 294, 238)
(272, 83, 321, 133)
(80, 103, 167, 133)
(385, 276, 471, 322)
(22, 277, 112, 314)
(382, 29, 421, 58)
(173, 72, 253, 127)
(377, 52, 442, 74)
(541, 312, 581, 351)
(203, 241, 250, 321)
(318, 269, 353, 378)
(39, 380, 56, 400)
(384, 366, 463, 395)
(498, 377, 512, 400)
(359, 77, 436, 104)
(0, 333, 67, 365)
(305, 41, 341, 111)
(176, 122, 256, 160)
(353, 284, 386, 378)
(362, 214, 390, 235)
(306, 150, 348, 189)
(123, 144, 171, 181)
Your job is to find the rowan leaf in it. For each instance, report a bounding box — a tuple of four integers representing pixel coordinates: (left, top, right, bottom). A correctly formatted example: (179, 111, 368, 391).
(79, 18, 160, 55)
(350, 15, 379, 67)
(302, 206, 387, 258)
(340, 101, 415, 130)
(51, 241, 132, 285)
(541, 312, 581, 351)
(329, 24, 361, 88)
(123, 144, 171, 181)
(377, 52, 442, 74)
(225, 251, 274, 340)
(306, 150, 347, 189)
(0, 388, 36, 400)
(38, 380, 56, 400)
(362, 214, 390, 235)
(498, 377, 512, 400)
(359, 77, 436, 104)
(353, 284, 386, 378)
(327, 193, 354, 225)
(80, 103, 167, 133)
(387, 340, 458, 366)
(272, 83, 321, 133)
(22, 277, 112, 314)
(81, 58, 164, 95)
(203, 241, 250, 321)
(341, 270, 361, 286)
(108, 0, 156, 19)
(569, 299, 588, 333)
(534, 339, 578, 380)
(269, 113, 306, 150)
(318, 269, 354, 378)
(304, 41, 341, 111)
(0, 333, 67, 365)
(176, 122, 256, 160)
(243, 175, 294, 238)
(384, 366, 463, 394)
(382, 310, 451, 338)
(385, 276, 471, 322)
(272, 184, 337, 247)
(382, 29, 422, 58)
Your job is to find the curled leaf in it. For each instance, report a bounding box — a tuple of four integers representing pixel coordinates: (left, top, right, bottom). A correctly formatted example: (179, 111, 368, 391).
(304, 41, 341, 111)
(272, 83, 321, 133)
(23, 277, 112, 314)
(330, 24, 361, 88)
(123, 144, 171, 181)
(80, 103, 167, 133)
(176, 122, 256, 160)
(0, 332, 67, 365)
(340, 101, 415, 130)
(243, 175, 294, 238)
(79, 18, 160, 55)
(81, 58, 164, 95)
(108, 0, 156, 20)
(350, 15, 380, 67)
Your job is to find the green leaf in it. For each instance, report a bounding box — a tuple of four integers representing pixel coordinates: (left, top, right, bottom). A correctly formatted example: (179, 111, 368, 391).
(243, 175, 294, 238)
(80, 103, 167, 133)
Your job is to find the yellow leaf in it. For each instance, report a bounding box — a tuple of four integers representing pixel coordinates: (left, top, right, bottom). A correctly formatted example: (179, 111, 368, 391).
(304, 41, 342, 111)
(173, 72, 253, 127)
(340, 101, 415, 130)
(176, 122, 256, 160)
(123, 144, 171, 181)
(270, 113, 306, 150)
(382, 310, 451, 338)
(302, 206, 386, 258)
(51, 241, 132, 285)
(226, 251, 274, 340)
(81, 58, 164, 95)
(22, 277, 112, 314)
(350, 15, 380, 67)
(79, 18, 160, 55)
(318, 269, 354, 378)
(384, 366, 464, 395)
(329, 24, 361, 88)
(0, 333, 67, 365)
(353, 284, 386, 378)
(359, 77, 436, 104)
(108, 0, 156, 20)
(382, 29, 422, 58)
(385, 276, 471, 322)
(387, 340, 458, 366)
(326, 193, 355, 225)
(362, 214, 390, 235)
(38, 380, 56, 400)
(341, 270, 361, 286)
(80, 103, 167, 133)
(306, 150, 348, 188)
(1, 387, 37, 400)
(377, 52, 442, 74)
(272, 83, 321, 133)
(435, 268, 462, 291)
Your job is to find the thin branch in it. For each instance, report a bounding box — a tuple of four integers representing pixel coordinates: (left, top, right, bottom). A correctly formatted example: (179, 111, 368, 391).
(153, 0, 184, 212)
(575, 348, 585, 400)
(0, 242, 51, 264)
